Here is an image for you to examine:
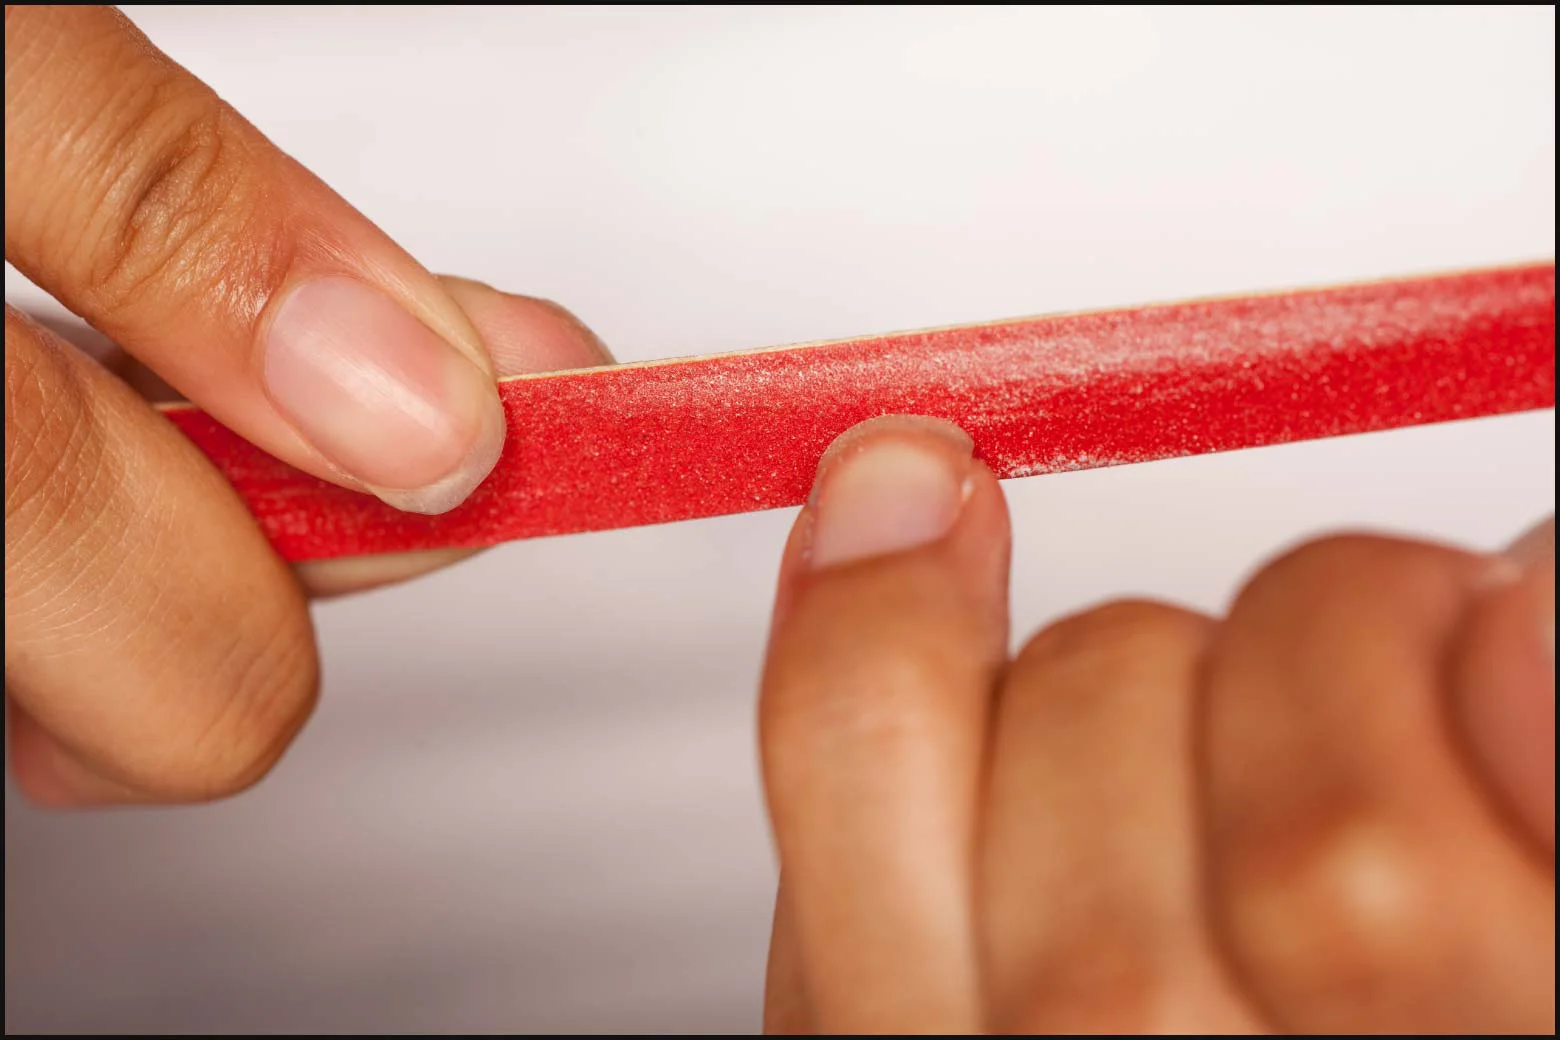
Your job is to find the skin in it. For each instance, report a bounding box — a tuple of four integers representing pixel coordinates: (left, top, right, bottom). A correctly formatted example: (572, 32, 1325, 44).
(759, 417, 1554, 1034)
(5, 6, 612, 805)
(5, 7, 1552, 1032)
(4, 277, 608, 805)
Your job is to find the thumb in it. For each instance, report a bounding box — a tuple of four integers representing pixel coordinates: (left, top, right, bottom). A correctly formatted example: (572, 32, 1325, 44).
(294, 276, 615, 598)
(1452, 518, 1555, 854)
(5, 6, 503, 513)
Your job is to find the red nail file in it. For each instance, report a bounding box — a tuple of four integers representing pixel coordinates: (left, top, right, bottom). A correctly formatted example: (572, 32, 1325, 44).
(160, 263, 1557, 563)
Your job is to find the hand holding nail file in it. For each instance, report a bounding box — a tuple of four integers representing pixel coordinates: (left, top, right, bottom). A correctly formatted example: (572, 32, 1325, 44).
(160, 263, 1556, 563)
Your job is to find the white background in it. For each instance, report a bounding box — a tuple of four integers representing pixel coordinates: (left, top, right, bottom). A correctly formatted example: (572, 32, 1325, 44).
(5, 5, 1555, 1034)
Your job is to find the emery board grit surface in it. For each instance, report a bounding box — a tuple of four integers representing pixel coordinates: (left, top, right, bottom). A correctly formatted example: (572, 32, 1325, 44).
(159, 262, 1557, 563)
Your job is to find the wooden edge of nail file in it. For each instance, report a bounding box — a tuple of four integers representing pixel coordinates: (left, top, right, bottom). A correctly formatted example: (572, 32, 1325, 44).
(158, 262, 1557, 563)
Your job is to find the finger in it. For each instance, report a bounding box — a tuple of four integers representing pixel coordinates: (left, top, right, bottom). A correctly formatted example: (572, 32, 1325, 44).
(6, 6, 507, 513)
(18, 312, 183, 402)
(5, 307, 317, 805)
(25, 278, 613, 598)
(438, 276, 613, 374)
(294, 278, 615, 597)
(27, 276, 616, 408)
(1450, 553, 1554, 852)
(1201, 535, 1555, 1034)
(763, 880, 814, 1035)
(758, 415, 1010, 1034)
(981, 601, 1263, 1034)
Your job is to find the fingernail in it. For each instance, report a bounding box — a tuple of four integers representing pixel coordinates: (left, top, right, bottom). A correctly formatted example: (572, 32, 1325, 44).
(263, 277, 505, 514)
(808, 418, 973, 569)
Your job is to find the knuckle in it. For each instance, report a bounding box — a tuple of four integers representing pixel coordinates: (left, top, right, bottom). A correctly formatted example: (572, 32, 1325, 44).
(1254, 532, 1389, 583)
(1220, 817, 1441, 1010)
(761, 619, 981, 788)
(763, 652, 938, 776)
(171, 604, 319, 800)
(5, 312, 318, 804)
(1015, 599, 1207, 681)
(1236, 533, 1445, 618)
(3, 322, 52, 510)
(82, 86, 275, 318)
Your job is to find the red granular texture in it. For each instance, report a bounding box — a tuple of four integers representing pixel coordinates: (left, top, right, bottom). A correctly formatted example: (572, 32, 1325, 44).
(162, 263, 1557, 562)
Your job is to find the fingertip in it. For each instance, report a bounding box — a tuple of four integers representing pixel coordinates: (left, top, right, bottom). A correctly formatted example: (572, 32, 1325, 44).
(772, 415, 992, 610)
(439, 275, 614, 375)
(365, 277, 613, 515)
(260, 276, 510, 514)
(365, 378, 507, 515)
(806, 417, 976, 571)
(815, 414, 975, 470)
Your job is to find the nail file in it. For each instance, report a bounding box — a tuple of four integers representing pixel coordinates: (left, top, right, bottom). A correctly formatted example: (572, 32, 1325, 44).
(160, 263, 1556, 563)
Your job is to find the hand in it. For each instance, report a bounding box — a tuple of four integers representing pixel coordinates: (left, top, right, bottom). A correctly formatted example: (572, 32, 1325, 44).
(757, 416, 1554, 1034)
(4, 7, 610, 806)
